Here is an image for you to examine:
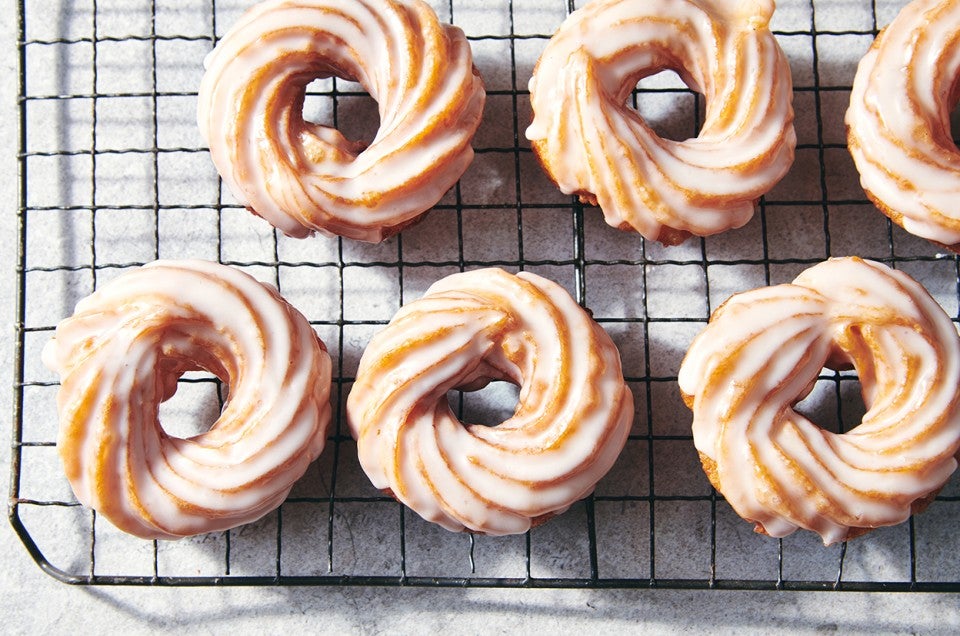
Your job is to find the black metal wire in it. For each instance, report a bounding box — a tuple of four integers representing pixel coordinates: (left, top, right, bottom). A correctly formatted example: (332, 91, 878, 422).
(11, 0, 960, 590)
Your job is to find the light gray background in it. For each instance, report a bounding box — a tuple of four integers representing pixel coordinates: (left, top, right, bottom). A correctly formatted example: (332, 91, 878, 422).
(3, 0, 960, 632)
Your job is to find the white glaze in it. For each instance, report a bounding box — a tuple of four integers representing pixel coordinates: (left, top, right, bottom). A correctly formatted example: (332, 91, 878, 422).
(346, 269, 634, 535)
(197, 0, 485, 242)
(678, 258, 960, 544)
(42, 260, 332, 539)
(846, 0, 960, 247)
(525, 0, 795, 245)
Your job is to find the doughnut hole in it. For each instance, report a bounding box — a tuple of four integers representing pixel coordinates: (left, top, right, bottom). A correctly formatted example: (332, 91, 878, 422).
(447, 379, 521, 429)
(302, 77, 381, 149)
(789, 337, 868, 435)
(628, 70, 704, 143)
(788, 331, 873, 435)
(157, 370, 225, 439)
(791, 373, 867, 436)
(946, 60, 960, 147)
(951, 103, 960, 148)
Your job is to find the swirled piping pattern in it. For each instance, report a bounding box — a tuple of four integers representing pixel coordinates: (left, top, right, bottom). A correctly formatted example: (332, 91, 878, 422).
(346, 269, 634, 535)
(846, 0, 960, 248)
(678, 258, 960, 544)
(526, 0, 795, 245)
(42, 260, 332, 539)
(197, 0, 485, 242)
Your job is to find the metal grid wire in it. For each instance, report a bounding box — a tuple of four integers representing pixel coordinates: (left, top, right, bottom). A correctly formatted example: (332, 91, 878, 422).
(11, 0, 960, 590)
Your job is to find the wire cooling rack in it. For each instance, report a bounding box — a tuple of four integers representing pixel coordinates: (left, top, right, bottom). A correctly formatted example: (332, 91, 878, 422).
(11, 0, 960, 591)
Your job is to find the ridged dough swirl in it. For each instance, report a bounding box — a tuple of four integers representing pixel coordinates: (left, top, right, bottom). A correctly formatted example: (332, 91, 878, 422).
(42, 260, 333, 539)
(678, 258, 960, 544)
(526, 0, 796, 245)
(197, 0, 486, 242)
(346, 269, 634, 535)
(846, 0, 960, 249)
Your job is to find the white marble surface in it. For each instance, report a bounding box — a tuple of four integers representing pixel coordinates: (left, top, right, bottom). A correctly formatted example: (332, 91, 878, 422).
(3, 0, 960, 632)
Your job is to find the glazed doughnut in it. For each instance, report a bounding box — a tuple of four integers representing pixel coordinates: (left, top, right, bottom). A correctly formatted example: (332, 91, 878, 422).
(846, 0, 960, 250)
(197, 0, 485, 242)
(526, 0, 796, 245)
(678, 257, 960, 544)
(346, 269, 634, 535)
(42, 260, 332, 539)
